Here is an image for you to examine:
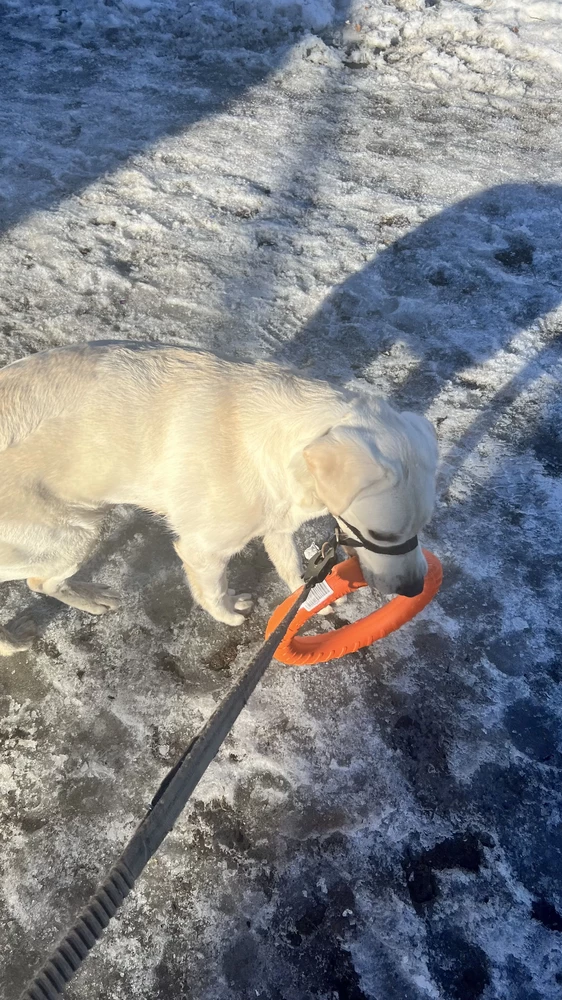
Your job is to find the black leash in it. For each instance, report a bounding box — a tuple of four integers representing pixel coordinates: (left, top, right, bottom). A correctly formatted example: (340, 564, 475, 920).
(19, 516, 410, 999)
(19, 561, 336, 1000)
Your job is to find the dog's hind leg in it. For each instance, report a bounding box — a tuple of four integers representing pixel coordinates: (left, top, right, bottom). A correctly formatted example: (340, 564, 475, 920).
(26, 528, 119, 615)
(27, 571, 121, 614)
(0, 504, 118, 653)
(18, 509, 119, 614)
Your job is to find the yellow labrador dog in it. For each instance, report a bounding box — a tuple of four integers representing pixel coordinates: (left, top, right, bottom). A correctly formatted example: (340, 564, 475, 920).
(0, 342, 438, 655)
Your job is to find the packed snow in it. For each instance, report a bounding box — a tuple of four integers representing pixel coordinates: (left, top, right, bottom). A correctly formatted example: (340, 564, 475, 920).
(1, 2, 561, 999)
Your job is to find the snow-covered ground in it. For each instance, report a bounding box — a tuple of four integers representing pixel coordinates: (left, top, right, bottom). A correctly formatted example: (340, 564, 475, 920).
(1, 2, 562, 998)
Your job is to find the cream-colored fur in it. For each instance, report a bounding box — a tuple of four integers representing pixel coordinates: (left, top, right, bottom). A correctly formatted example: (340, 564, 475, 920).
(0, 342, 438, 654)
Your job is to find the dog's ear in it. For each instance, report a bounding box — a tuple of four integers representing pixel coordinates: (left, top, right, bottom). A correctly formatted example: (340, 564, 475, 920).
(400, 412, 439, 471)
(303, 427, 392, 514)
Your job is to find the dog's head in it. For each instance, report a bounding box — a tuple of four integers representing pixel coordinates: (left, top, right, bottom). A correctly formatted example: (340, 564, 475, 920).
(303, 408, 438, 597)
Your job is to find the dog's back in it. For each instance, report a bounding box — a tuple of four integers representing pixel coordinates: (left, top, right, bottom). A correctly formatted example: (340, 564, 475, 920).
(0, 343, 343, 511)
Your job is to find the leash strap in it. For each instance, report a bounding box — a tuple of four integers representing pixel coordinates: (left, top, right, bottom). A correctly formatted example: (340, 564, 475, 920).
(19, 584, 312, 1000)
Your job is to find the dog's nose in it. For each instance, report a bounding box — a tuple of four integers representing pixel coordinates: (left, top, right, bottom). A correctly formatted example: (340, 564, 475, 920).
(396, 579, 424, 598)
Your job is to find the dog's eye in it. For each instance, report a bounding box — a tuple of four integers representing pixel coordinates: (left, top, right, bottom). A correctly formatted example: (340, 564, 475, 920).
(369, 530, 400, 543)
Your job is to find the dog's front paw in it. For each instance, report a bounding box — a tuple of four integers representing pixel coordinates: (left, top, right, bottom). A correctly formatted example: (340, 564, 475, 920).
(316, 594, 346, 617)
(217, 610, 247, 626)
(212, 591, 254, 626)
(228, 591, 254, 613)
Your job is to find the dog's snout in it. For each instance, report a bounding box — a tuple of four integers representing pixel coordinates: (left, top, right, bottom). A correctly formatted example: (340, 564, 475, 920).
(396, 579, 424, 598)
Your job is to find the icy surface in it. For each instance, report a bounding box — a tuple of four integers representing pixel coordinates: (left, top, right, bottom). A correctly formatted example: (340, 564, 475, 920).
(1, 2, 561, 999)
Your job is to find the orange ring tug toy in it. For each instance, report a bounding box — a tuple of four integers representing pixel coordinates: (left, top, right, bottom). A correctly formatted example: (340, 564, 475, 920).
(266, 520, 443, 666)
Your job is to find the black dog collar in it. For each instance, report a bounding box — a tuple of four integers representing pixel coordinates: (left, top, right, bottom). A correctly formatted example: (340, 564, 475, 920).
(337, 516, 418, 556)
